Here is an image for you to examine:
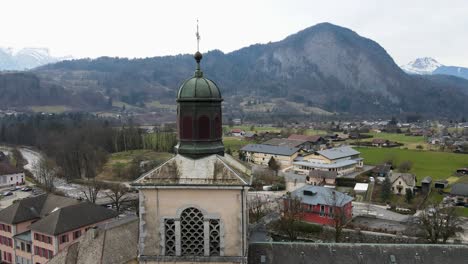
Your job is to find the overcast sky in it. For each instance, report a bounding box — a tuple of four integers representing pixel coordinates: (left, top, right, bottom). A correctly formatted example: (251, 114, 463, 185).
(2, 0, 467, 66)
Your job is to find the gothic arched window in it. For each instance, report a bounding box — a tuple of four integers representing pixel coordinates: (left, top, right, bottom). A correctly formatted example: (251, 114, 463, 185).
(198, 116, 210, 139)
(162, 206, 222, 257)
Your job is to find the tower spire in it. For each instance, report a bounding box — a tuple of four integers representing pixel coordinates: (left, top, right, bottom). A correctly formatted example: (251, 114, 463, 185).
(196, 19, 200, 52)
(194, 19, 203, 77)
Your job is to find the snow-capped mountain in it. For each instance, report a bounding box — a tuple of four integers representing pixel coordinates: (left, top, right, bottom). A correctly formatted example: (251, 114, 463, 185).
(400, 57, 442, 75)
(401, 57, 468, 80)
(0, 47, 71, 71)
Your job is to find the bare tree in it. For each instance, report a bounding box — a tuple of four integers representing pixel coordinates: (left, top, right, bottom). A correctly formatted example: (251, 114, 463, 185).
(82, 178, 105, 203)
(33, 157, 57, 193)
(249, 193, 271, 223)
(105, 183, 130, 213)
(326, 191, 352, 242)
(419, 204, 463, 243)
(276, 193, 304, 241)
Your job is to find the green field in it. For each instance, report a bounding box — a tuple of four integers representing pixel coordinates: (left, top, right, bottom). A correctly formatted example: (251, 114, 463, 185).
(97, 150, 173, 181)
(30, 105, 71, 113)
(223, 137, 250, 152)
(356, 147, 468, 182)
(359, 132, 428, 149)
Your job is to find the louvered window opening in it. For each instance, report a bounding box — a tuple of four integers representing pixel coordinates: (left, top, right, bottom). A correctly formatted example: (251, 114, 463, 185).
(163, 207, 221, 257)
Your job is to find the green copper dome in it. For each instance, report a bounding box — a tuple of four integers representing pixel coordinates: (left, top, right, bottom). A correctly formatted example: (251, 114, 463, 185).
(177, 52, 222, 101)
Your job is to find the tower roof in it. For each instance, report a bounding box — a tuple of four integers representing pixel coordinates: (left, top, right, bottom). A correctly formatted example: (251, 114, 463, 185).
(177, 52, 222, 101)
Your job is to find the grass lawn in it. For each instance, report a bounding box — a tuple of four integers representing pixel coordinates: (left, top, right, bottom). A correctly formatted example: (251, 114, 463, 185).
(224, 125, 280, 133)
(30, 105, 71, 113)
(455, 207, 468, 217)
(97, 150, 173, 181)
(356, 147, 468, 182)
(223, 137, 250, 152)
(360, 132, 429, 149)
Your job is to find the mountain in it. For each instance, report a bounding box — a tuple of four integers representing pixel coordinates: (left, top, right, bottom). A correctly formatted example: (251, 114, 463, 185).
(401, 57, 468, 80)
(401, 57, 442, 75)
(0, 47, 70, 71)
(2, 23, 468, 118)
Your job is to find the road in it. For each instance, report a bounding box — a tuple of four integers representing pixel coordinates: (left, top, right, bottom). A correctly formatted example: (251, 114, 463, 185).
(352, 201, 410, 222)
(18, 147, 121, 202)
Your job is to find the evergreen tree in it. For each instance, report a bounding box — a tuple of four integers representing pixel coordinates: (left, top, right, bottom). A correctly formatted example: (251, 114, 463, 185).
(405, 189, 414, 203)
(381, 177, 392, 202)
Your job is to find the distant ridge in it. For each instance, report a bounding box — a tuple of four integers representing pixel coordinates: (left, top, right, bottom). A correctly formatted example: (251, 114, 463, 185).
(1, 23, 468, 118)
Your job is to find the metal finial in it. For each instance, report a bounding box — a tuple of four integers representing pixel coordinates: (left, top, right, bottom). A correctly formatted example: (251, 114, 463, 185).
(194, 19, 203, 77)
(196, 19, 200, 52)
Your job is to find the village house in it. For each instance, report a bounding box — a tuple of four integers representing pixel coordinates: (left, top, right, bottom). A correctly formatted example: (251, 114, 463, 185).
(230, 128, 245, 137)
(0, 153, 25, 187)
(306, 170, 337, 186)
(240, 144, 300, 168)
(289, 186, 353, 226)
(292, 146, 363, 176)
(287, 134, 327, 150)
(0, 194, 118, 264)
(371, 138, 390, 147)
(450, 183, 468, 204)
(389, 173, 416, 195)
(243, 131, 257, 141)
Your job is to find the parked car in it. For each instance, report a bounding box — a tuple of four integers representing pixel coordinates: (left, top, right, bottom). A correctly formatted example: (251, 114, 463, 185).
(3, 191, 13, 196)
(21, 187, 32, 192)
(10, 186, 21, 191)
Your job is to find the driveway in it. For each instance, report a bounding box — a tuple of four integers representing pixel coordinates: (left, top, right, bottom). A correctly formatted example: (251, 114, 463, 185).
(352, 201, 410, 222)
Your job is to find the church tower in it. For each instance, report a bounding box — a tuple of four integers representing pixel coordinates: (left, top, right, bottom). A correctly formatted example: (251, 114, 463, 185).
(132, 24, 251, 264)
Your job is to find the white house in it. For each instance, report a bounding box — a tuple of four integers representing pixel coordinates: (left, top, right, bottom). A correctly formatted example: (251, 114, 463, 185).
(390, 173, 416, 195)
(0, 172, 25, 187)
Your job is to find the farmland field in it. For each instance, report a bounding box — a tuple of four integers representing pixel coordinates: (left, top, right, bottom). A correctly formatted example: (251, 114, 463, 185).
(97, 150, 173, 181)
(360, 132, 429, 149)
(356, 147, 468, 182)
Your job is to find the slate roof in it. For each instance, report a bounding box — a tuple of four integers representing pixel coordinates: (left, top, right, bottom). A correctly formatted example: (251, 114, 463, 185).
(241, 144, 300, 156)
(47, 216, 138, 264)
(450, 183, 468, 196)
(291, 185, 353, 207)
(248, 242, 468, 264)
(0, 194, 79, 224)
(29, 202, 118, 236)
(421, 176, 432, 184)
(390, 173, 416, 187)
(372, 164, 392, 174)
(263, 138, 307, 148)
(288, 134, 324, 143)
(316, 146, 360, 160)
(132, 154, 251, 186)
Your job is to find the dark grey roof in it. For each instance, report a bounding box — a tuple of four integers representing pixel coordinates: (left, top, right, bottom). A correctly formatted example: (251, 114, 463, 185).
(0, 194, 79, 224)
(390, 173, 416, 186)
(316, 146, 360, 160)
(421, 176, 432, 184)
(372, 164, 392, 174)
(29, 202, 118, 235)
(240, 144, 300, 156)
(451, 183, 468, 196)
(47, 216, 138, 264)
(14, 231, 32, 242)
(263, 138, 307, 148)
(291, 185, 352, 207)
(248, 242, 468, 264)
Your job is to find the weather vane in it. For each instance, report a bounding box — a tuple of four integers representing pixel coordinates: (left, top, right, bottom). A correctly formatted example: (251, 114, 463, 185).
(196, 19, 200, 52)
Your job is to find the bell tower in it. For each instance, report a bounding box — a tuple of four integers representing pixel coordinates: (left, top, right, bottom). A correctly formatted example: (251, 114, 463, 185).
(175, 22, 224, 158)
